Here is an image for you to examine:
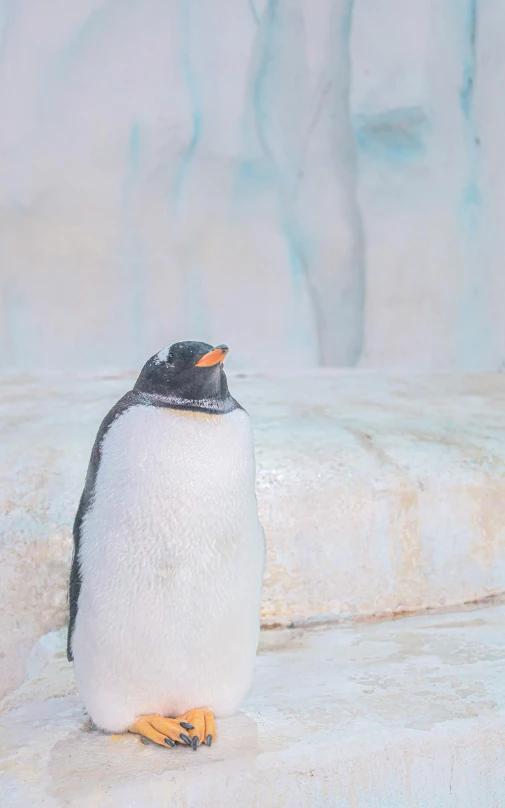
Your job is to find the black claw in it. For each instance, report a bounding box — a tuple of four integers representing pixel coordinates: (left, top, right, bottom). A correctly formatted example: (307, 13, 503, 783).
(179, 722, 194, 730)
(206, 734, 213, 747)
(140, 737, 150, 745)
(192, 736, 199, 751)
(164, 738, 176, 747)
(180, 733, 192, 746)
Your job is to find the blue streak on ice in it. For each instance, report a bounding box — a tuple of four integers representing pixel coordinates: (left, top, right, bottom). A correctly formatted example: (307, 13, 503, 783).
(460, 0, 477, 122)
(50, 8, 105, 74)
(247, 0, 260, 26)
(353, 107, 429, 165)
(458, 0, 490, 368)
(172, 0, 202, 207)
(251, 0, 321, 358)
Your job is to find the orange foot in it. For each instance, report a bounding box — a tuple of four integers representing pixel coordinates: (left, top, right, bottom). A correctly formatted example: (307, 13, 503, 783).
(128, 708, 216, 750)
(176, 708, 216, 750)
(129, 715, 196, 748)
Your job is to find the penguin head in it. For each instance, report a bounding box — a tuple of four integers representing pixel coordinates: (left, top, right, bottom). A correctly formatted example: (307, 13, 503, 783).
(134, 341, 231, 405)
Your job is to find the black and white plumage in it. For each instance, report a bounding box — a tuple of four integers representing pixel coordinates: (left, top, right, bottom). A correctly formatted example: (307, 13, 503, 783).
(67, 341, 265, 739)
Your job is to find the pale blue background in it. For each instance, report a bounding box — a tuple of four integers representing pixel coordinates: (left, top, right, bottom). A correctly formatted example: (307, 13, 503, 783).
(1, 0, 504, 371)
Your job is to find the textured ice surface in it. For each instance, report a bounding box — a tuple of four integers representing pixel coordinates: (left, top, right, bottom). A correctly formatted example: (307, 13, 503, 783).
(1, 608, 505, 806)
(2, 370, 505, 698)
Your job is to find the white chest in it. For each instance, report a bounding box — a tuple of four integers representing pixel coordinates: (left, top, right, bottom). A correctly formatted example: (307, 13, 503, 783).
(74, 404, 265, 726)
(88, 404, 257, 537)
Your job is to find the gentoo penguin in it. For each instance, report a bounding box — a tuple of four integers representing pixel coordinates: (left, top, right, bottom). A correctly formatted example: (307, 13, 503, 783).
(67, 341, 265, 749)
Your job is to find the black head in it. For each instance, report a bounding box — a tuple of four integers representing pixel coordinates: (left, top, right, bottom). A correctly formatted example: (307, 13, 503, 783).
(134, 341, 239, 414)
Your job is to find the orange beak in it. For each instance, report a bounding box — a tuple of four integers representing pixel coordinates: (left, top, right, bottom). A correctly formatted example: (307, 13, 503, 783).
(195, 345, 229, 367)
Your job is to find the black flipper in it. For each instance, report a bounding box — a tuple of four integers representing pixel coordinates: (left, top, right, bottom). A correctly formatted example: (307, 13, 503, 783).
(66, 391, 140, 661)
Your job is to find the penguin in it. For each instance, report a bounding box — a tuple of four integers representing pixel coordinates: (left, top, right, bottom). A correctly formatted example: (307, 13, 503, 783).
(67, 341, 265, 749)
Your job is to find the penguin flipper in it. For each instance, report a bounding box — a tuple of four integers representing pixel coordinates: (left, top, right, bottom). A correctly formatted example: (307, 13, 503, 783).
(66, 390, 143, 662)
(67, 492, 86, 661)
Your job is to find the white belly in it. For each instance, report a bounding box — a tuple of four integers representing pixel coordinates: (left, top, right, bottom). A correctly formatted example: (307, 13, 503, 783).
(72, 405, 265, 732)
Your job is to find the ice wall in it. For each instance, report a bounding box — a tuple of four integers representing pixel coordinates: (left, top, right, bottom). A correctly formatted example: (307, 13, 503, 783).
(0, 0, 504, 371)
(352, 0, 505, 370)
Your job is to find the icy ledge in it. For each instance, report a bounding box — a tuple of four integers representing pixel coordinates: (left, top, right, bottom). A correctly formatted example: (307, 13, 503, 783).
(1, 604, 505, 807)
